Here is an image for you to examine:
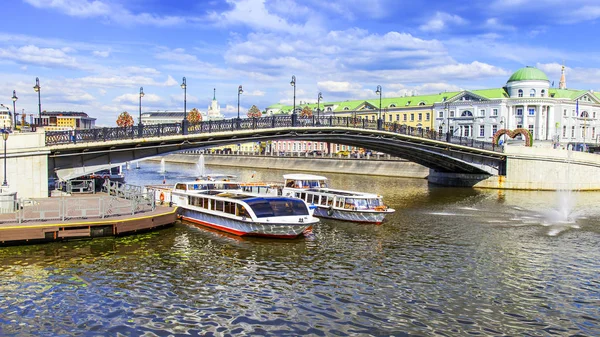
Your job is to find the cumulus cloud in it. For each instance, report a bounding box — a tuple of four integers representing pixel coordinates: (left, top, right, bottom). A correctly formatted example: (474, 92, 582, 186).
(113, 92, 161, 104)
(92, 50, 110, 58)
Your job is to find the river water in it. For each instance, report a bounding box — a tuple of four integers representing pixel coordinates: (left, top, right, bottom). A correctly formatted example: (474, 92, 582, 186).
(1, 159, 599, 336)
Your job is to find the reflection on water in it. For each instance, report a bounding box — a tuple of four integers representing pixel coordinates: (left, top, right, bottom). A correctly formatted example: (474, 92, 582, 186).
(1, 159, 599, 336)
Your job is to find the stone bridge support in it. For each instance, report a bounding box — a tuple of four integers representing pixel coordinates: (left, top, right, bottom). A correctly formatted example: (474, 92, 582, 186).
(0, 129, 49, 199)
(430, 146, 600, 190)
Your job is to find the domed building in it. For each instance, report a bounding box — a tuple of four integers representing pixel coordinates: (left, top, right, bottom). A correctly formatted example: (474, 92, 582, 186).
(432, 65, 600, 147)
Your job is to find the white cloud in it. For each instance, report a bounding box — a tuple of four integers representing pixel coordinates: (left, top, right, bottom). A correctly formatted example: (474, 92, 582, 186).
(92, 50, 110, 58)
(419, 12, 467, 32)
(113, 93, 161, 104)
(318, 81, 362, 93)
(24, 0, 187, 27)
(0, 44, 81, 69)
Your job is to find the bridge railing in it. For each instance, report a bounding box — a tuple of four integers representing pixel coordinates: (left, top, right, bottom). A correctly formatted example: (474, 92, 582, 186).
(45, 115, 501, 152)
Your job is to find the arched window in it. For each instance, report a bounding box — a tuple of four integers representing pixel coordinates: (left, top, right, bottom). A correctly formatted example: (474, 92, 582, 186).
(461, 110, 473, 117)
(541, 89, 546, 97)
(389, 104, 396, 108)
(530, 89, 536, 97)
(343, 107, 349, 110)
(581, 111, 589, 118)
(518, 89, 523, 97)
(327, 107, 332, 112)
(419, 101, 426, 106)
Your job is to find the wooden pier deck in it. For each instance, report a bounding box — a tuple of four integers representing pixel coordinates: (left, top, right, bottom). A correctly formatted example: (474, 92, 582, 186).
(0, 194, 178, 245)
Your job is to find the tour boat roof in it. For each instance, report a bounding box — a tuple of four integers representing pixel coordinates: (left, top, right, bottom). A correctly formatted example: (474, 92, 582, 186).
(197, 174, 237, 181)
(283, 174, 328, 180)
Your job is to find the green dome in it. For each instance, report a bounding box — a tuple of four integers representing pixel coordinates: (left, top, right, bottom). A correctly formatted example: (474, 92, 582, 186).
(507, 66, 549, 83)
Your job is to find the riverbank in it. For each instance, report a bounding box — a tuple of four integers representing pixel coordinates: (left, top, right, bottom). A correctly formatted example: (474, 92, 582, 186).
(150, 153, 429, 178)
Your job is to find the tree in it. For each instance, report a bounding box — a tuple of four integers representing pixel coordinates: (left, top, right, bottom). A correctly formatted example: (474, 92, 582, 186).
(247, 105, 262, 118)
(116, 111, 134, 127)
(300, 106, 313, 118)
(188, 108, 202, 123)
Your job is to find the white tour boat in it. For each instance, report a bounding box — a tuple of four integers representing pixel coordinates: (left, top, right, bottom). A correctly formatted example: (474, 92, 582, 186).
(280, 174, 395, 224)
(169, 180, 319, 238)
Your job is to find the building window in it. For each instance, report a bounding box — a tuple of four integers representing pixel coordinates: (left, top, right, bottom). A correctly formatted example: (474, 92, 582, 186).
(450, 126, 454, 135)
(463, 125, 471, 137)
(461, 110, 473, 117)
(492, 108, 498, 116)
(571, 126, 575, 138)
(528, 108, 535, 116)
(593, 127, 596, 139)
(450, 111, 455, 117)
(403, 114, 407, 121)
(479, 125, 485, 137)
(492, 124, 498, 135)
(563, 109, 567, 116)
(516, 108, 523, 116)
(572, 110, 576, 117)
(528, 124, 534, 135)
(541, 89, 546, 97)
(426, 113, 430, 121)
(562, 126, 567, 137)
(594, 112, 597, 119)
(438, 126, 443, 134)
(518, 89, 523, 97)
(438, 111, 444, 118)
(390, 104, 396, 108)
(410, 114, 415, 121)
(530, 89, 536, 97)
(418, 113, 422, 121)
(396, 114, 400, 121)
(517, 124, 523, 129)
(479, 109, 485, 117)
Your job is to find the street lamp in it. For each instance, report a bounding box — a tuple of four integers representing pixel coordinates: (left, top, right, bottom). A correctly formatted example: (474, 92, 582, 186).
(375, 85, 382, 130)
(139, 87, 144, 125)
(181, 77, 187, 135)
(11, 90, 17, 130)
(181, 77, 187, 121)
(290, 75, 296, 115)
(444, 102, 450, 142)
(237, 85, 243, 120)
(317, 92, 323, 122)
(2, 128, 8, 186)
(33, 78, 41, 126)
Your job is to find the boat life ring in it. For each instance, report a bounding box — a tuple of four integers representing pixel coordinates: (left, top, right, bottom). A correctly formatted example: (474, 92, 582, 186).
(159, 192, 165, 204)
(327, 206, 334, 216)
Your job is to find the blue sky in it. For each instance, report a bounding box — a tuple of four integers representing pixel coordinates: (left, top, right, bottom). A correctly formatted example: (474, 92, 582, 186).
(1, 0, 599, 126)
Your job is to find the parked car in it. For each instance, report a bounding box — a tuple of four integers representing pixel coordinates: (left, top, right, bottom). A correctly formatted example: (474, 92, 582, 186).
(335, 150, 350, 157)
(309, 150, 323, 156)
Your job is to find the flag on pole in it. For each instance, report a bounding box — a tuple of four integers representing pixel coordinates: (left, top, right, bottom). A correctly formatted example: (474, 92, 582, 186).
(576, 99, 579, 117)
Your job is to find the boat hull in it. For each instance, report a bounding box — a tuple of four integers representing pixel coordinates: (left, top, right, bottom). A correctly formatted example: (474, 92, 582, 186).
(313, 207, 392, 224)
(180, 208, 312, 238)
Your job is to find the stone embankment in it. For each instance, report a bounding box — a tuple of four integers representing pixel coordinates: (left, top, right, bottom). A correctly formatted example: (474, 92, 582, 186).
(153, 153, 429, 178)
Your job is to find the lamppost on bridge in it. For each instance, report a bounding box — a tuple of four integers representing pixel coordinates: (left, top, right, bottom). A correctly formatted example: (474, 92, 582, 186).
(33, 77, 41, 127)
(181, 77, 188, 135)
(375, 85, 382, 130)
(237, 85, 243, 129)
(2, 127, 8, 187)
(11, 90, 17, 130)
(290, 75, 296, 125)
(317, 92, 323, 124)
(444, 102, 451, 142)
(138, 87, 144, 125)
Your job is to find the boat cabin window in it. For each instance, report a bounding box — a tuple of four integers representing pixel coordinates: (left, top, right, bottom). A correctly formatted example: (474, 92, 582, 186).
(175, 183, 187, 191)
(238, 205, 250, 218)
(222, 183, 241, 190)
(336, 197, 345, 208)
(367, 198, 382, 208)
(245, 198, 309, 218)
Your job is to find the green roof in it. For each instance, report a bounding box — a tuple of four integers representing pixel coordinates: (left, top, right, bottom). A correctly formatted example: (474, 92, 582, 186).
(507, 66, 549, 83)
(548, 88, 587, 99)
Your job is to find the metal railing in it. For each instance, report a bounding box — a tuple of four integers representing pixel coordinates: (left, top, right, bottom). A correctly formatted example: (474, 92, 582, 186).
(45, 115, 502, 152)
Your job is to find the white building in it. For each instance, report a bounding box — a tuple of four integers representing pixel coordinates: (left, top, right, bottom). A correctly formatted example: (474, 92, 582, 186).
(433, 66, 600, 147)
(141, 89, 225, 125)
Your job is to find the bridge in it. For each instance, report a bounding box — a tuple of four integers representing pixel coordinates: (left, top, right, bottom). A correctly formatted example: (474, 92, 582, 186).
(45, 115, 505, 175)
(5, 115, 600, 199)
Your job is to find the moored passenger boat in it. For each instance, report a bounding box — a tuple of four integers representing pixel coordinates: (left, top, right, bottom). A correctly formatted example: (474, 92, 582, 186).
(170, 180, 318, 238)
(281, 174, 394, 224)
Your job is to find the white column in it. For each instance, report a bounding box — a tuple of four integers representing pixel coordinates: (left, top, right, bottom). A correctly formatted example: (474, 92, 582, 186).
(535, 104, 542, 140)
